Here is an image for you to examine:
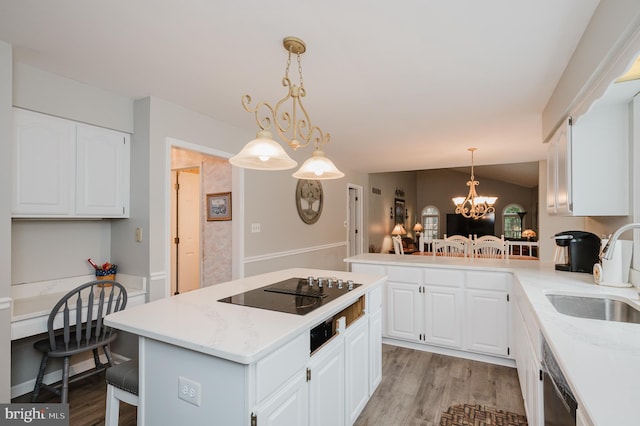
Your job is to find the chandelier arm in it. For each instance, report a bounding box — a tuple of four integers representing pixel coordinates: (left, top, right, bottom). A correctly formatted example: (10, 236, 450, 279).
(241, 94, 275, 131)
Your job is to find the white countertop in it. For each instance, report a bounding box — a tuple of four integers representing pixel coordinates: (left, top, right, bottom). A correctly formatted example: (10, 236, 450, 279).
(346, 253, 640, 426)
(11, 273, 147, 340)
(105, 268, 385, 365)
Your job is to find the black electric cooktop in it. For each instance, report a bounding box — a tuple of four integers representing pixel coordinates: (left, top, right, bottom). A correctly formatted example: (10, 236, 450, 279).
(218, 277, 362, 315)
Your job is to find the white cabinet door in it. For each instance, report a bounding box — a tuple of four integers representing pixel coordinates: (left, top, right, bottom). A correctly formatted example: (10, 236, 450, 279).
(255, 371, 309, 426)
(345, 317, 369, 425)
(386, 282, 421, 341)
(465, 290, 509, 356)
(308, 336, 344, 426)
(368, 308, 382, 394)
(13, 108, 75, 215)
(423, 286, 463, 348)
(546, 117, 571, 214)
(76, 124, 130, 217)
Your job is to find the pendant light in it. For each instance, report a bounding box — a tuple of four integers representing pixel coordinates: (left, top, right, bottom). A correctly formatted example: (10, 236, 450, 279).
(452, 148, 498, 220)
(230, 36, 344, 179)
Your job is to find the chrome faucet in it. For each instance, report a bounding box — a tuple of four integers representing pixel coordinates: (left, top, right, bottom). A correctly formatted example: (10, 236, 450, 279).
(600, 223, 640, 260)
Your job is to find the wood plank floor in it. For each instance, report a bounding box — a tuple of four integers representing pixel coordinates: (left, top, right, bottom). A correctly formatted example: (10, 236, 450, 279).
(12, 373, 137, 426)
(355, 344, 526, 426)
(12, 344, 524, 426)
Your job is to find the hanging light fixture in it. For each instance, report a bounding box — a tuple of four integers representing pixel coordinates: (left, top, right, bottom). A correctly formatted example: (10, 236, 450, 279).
(452, 148, 498, 220)
(230, 36, 344, 179)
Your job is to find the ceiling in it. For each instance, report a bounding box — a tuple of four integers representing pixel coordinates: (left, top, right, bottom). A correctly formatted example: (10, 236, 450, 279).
(0, 1, 602, 176)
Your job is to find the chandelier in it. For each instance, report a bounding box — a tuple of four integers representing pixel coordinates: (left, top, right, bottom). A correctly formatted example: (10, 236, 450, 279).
(229, 36, 344, 180)
(452, 148, 497, 220)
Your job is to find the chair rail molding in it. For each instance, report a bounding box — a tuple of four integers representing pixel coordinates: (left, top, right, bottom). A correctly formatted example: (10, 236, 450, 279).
(244, 241, 347, 264)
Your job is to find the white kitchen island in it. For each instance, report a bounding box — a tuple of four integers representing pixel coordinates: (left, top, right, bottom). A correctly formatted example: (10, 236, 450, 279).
(105, 268, 385, 426)
(346, 253, 640, 426)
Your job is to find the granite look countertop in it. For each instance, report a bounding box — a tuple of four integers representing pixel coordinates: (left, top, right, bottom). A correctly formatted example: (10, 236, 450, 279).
(105, 268, 385, 364)
(346, 253, 640, 426)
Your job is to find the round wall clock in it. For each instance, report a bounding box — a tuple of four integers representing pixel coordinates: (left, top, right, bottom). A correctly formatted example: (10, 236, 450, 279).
(296, 179, 323, 224)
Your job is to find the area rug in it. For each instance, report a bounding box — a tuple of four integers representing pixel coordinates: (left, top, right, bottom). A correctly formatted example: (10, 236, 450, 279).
(439, 404, 528, 426)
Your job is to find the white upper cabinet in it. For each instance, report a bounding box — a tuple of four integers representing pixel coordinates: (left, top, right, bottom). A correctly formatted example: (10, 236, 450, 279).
(547, 87, 631, 216)
(12, 108, 130, 218)
(13, 109, 75, 215)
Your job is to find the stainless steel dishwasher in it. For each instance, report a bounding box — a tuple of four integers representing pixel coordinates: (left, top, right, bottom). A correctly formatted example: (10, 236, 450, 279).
(542, 338, 577, 425)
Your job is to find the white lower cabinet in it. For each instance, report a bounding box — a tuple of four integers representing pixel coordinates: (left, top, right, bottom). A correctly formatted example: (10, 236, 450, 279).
(252, 284, 382, 426)
(308, 335, 345, 426)
(368, 308, 383, 394)
(424, 285, 463, 348)
(386, 281, 421, 341)
(465, 289, 509, 356)
(255, 372, 309, 426)
(514, 297, 543, 426)
(345, 316, 370, 425)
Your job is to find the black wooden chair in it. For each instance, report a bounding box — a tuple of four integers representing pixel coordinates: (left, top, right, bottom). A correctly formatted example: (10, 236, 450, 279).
(31, 280, 128, 403)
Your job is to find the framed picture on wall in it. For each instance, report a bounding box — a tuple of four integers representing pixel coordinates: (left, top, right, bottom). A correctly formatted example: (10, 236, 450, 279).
(394, 198, 405, 224)
(206, 192, 232, 221)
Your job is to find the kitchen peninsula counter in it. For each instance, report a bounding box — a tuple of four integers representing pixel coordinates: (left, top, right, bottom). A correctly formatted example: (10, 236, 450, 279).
(105, 267, 385, 426)
(346, 253, 640, 426)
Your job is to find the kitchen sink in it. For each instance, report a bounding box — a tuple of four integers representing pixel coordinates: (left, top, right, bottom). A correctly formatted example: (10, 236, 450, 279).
(546, 294, 640, 324)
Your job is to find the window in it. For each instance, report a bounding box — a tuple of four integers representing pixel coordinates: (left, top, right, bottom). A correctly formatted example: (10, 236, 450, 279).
(503, 204, 525, 239)
(421, 205, 439, 240)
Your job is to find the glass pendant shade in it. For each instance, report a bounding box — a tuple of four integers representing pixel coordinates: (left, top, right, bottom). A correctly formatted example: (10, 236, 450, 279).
(292, 150, 345, 180)
(229, 130, 297, 170)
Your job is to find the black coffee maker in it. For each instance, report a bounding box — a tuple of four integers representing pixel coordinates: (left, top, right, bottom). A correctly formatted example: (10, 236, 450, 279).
(554, 231, 601, 273)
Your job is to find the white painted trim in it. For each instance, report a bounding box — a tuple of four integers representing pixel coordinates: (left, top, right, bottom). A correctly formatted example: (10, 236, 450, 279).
(347, 183, 364, 257)
(11, 352, 130, 399)
(164, 137, 244, 297)
(243, 242, 347, 264)
(0, 297, 10, 311)
(382, 337, 515, 368)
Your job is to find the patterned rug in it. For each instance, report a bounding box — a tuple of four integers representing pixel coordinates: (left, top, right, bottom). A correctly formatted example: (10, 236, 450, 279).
(439, 404, 528, 426)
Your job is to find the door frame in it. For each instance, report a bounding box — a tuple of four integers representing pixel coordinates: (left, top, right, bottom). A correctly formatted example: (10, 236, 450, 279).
(164, 137, 244, 298)
(346, 183, 364, 257)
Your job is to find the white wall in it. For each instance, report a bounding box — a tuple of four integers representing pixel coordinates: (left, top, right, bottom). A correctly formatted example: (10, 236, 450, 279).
(0, 40, 13, 403)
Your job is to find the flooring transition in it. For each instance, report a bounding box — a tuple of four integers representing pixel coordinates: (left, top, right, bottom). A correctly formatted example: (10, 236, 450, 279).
(11, 344, 524, 426)
(354, 344, 526, 426)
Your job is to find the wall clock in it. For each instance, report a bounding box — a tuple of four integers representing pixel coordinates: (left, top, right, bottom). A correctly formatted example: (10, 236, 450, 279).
(296, 179, 323, 224)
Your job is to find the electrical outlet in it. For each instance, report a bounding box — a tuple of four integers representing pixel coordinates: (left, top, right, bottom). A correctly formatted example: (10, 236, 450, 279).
(251, 223, 261, 233)
(178, 376, 201, 406)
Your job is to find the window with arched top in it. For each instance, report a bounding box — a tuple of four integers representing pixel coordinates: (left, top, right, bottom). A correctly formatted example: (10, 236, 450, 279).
(421, 205, 440, 240)
(503, 203, 525, 239)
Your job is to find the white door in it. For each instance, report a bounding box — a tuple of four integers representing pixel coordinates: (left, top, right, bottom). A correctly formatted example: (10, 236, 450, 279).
(171, 168, 201, 294)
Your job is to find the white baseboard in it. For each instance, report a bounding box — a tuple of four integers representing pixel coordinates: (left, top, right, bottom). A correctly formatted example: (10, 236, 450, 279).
(11, 353, 130, 399)
(382, 337, 516, 368)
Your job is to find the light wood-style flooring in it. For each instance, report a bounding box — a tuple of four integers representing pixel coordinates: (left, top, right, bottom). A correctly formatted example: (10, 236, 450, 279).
(13, 344, 524, 426)
(355, 344, 525, 426)
(12, 373, 137, 426)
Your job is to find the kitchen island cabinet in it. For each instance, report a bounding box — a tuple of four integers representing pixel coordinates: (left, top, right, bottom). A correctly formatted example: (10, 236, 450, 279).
(105, 268, 385, 426)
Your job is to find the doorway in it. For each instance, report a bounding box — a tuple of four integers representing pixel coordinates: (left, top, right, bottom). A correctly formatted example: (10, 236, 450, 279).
(171, 167, 201, 294)
(347, 184, 364, 257)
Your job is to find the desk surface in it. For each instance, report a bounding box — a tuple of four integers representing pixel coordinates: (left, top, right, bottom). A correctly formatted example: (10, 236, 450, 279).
(11, 274, 146, 340)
